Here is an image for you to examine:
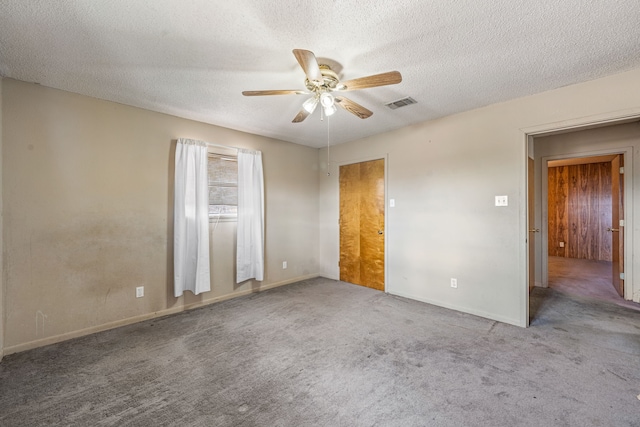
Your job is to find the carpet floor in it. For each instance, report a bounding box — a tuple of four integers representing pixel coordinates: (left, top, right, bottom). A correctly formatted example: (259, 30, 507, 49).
(1, 277, 639, 426)
(548, 255, 640, 311)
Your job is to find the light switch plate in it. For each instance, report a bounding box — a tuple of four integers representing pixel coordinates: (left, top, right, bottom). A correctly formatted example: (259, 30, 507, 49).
(495, 195, 508, 206)
(389, 199, 395, 207)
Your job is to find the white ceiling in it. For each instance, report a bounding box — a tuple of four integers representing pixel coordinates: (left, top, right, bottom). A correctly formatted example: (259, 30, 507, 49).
(1, 1, 640, 148)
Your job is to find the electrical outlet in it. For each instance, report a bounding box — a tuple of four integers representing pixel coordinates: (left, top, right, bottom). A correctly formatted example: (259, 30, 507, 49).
(136, 286, 144, 298)
(282, 261, 287, 269)
(559, 242, 565, 248)
(450, 278, 458, 288)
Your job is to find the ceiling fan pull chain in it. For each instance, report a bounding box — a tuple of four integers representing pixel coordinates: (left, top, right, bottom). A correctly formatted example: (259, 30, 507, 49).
(327, 115, 331, 176)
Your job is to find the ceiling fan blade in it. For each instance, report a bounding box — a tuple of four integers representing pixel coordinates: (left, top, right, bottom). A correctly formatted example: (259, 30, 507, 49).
(293, 49, 323, 84)
(242, 90, 307, 96)
(338, 71, 402, 91)
(334, 96, 373, 119)
(292, 108, 311, 123)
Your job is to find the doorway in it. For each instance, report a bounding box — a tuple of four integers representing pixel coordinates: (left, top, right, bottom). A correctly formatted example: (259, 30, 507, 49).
(546, 154, 625, 301)
(526, 119, 640, 326)
(529, 120, 640, 308)
(339, 158, 385, 291)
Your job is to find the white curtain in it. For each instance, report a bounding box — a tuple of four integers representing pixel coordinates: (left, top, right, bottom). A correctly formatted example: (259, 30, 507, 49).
(237, 149, 265, 283)
(174, 138, 211, 297)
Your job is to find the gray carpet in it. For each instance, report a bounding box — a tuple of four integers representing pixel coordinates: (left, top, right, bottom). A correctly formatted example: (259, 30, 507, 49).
(1, 277, 639, 426)
(549, 255, 640, 311)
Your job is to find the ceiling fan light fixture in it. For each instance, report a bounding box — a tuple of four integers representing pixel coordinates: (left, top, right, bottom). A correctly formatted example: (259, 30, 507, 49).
(324, 104, 337, 116)
(302, 96, 319, 113)
(320, 92, 335, 108)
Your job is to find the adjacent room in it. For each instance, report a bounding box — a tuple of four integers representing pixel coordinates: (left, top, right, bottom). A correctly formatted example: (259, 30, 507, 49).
(1, 1, 639, 425)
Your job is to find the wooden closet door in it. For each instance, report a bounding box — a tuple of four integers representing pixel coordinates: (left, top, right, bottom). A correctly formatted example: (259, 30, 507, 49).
(339, 159, 385, 291)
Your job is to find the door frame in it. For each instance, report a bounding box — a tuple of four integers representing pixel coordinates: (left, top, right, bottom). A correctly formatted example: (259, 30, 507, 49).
(337, 154, 388, 292)
(522, 109, 640, 327)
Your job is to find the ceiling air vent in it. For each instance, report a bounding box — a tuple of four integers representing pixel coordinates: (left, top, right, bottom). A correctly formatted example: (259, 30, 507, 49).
(385, 97, 417, 110)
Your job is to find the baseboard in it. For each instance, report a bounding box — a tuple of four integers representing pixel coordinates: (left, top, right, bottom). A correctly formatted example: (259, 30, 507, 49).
(389, 289, 523, 327)
(3, 274, 319, 356)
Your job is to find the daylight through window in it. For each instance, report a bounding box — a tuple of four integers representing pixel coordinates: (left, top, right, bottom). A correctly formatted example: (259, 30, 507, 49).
(208, 153, 238, 218)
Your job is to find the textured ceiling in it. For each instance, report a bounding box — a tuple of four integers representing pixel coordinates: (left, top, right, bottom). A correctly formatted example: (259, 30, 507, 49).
(1, 1, 640, 148)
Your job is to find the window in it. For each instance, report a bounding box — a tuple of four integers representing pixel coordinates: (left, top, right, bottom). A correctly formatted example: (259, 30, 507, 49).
(208, 152, 238, 219)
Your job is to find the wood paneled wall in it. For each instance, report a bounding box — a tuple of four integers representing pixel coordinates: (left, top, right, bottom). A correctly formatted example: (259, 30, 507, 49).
(548, 162, 612, 261)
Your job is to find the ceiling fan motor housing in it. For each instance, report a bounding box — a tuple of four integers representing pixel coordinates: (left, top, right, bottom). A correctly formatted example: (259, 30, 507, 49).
(305, 65, 340, 92)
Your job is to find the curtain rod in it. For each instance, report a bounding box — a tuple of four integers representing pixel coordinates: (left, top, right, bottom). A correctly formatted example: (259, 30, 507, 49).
(206, 141, 241, 152)
(207, 142, 262, 155)
(178, 138, 240, 151)
(178, 138, 257, 153)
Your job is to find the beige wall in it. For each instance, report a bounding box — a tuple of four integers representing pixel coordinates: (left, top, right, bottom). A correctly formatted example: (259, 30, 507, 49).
(534, 122, 640, 299)
(319, 68, 640, 326)
(2, 79, 319, 354)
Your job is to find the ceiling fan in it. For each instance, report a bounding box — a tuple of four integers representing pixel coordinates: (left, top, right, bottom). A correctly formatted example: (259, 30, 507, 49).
(242, 49, 402, 123)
